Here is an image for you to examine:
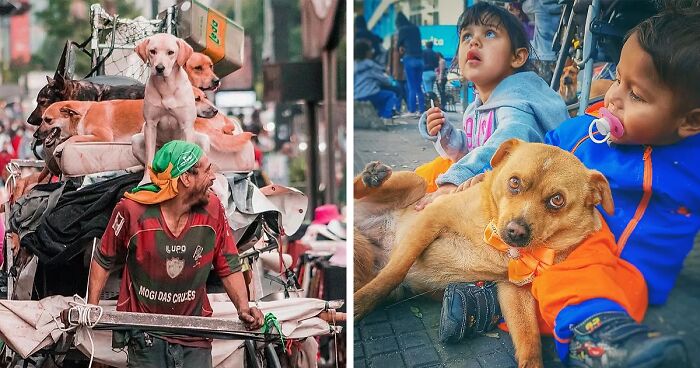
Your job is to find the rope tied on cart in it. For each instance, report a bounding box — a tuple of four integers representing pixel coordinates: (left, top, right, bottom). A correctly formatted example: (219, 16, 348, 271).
(262, 312, 285, 346)
(51, 295, 104, 368)
(4, 161, 21, 194)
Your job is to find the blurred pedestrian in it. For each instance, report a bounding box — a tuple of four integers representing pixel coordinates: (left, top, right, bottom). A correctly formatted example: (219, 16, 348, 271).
(354, 41, 399, 120)
(396, 12, 425, 115)
(524, 0, 563, 83)
(387, 33, 408, 113)
(422, 41, 439, 101)
(506, 1, 535, 40)
(436, 52, 448, 109)
(355, 15, 385, 64)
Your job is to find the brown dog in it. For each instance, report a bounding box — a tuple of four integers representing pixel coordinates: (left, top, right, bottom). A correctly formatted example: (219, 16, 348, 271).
(559, 64, 579, 104)
(354, 139, 614, 367)
(36, 88, 252, 165)
(560, 63, 614, 106)
(36, 88, 218, 145)
(185, 52, 220, 91)
(28, 53, 217, 126)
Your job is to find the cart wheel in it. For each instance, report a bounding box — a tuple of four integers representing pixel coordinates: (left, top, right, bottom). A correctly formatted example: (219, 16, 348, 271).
(264, 344, 281, 368)
(244, 340, 261, 368)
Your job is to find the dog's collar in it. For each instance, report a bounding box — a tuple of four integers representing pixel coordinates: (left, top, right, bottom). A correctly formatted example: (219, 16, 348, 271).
(484, 221, 555, 286)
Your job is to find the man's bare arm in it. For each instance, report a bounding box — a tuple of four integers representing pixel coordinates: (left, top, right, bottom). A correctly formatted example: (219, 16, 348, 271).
(87, 259, 110, 305)
(221, 272, 264, 329)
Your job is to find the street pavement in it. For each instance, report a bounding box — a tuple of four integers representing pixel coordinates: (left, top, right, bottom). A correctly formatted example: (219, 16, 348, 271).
(353, 114, 700, 368)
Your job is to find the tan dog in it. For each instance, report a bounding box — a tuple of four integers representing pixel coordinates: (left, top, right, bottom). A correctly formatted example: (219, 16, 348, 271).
(185, 52, 220, 91)
(354, 139, 614, 367)
(37, 89, 252, 156)
(559, 64, 579, 104)
(36, 88, 219, 150)
(133, 33, 210, 185)
(560, 62, 614, 106)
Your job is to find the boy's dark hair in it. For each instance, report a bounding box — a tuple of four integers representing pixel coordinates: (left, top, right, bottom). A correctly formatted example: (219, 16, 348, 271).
(629, 5, 700, 108)
(354, 41, 372, 61)
(426, 41, 434, 49)
(453, 2, 534, 73)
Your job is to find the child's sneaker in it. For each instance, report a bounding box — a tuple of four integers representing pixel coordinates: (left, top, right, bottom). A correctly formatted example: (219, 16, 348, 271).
(568, 311, 688, 368)
(438, 281, 501, 343)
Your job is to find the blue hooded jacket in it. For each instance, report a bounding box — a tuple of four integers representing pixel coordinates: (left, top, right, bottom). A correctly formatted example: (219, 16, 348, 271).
(418, 71, 569, 185)
(354, 59, 392, 99)
(547, 115, 700, 305)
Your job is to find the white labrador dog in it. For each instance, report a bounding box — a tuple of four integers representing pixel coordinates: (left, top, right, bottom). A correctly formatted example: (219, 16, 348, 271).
(132, 33, 210, 185)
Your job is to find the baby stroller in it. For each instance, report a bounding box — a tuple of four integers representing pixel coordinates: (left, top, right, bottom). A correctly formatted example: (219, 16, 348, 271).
(549, 0, 660, 115)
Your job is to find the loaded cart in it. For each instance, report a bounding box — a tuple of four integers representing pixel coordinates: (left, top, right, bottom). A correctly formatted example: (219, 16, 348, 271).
(1, 2, 345, 367)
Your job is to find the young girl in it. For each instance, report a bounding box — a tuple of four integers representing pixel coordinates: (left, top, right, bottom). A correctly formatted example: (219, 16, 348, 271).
(415, 3, 568, 208)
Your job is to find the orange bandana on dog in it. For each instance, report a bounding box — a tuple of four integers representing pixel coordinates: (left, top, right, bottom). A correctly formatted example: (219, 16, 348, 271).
(484, 221, 555, 286)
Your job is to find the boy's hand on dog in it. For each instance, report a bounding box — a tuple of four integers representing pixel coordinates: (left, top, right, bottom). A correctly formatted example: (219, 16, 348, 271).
(426, 107, 445, 136)
(456, 173, 485, 192)
(414, 183, 457, 211)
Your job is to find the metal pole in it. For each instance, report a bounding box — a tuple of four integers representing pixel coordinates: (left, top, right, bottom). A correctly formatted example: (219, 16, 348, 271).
(306, 101, 319, 214)
(322, 49, 336, 205)
(578, 0, 600, 116)
(151, 0, 159, 19)
(550, 6, 575, 91)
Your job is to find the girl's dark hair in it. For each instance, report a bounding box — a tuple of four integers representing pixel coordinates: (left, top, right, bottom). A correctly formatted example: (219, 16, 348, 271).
(452, 2, 535, 73)
(627, 5, 700, 108)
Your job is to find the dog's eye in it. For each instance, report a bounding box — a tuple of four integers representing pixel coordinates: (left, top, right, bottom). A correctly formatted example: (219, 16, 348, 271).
(149, 49, 156, 55)
(508, 177, 520, 193)
(195, 96, 201, 101)
(194, 66, 203, 70)
(43, 117, 52, 124)
(168, 50, 175, 55)
(547, 194, 565, 210)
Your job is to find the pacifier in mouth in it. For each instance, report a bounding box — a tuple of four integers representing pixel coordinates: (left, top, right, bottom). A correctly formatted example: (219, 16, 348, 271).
(588, 107, 624, 144)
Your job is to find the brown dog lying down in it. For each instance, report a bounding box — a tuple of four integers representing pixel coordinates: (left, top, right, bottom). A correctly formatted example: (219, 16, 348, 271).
(28, 52, 219, 126)
(353, 139, 614, 367)
(36, 88, 252, 154)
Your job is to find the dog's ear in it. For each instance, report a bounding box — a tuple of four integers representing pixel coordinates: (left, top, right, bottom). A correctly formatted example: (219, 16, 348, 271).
(490, 139, 522, 168)
(587, 170, 614, 215)
(54, 74, 65, 88)
(135, 38, 150, 63)
(46, 76, 54, 85)
(59, 106, 82, 119)
(176, 39, 193, 68)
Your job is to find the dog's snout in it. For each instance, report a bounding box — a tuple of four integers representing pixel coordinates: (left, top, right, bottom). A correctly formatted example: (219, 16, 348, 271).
(212, 78, 220, 86)
(503, 219, 531, 247)
(563, 76, 572, 85)
(155, 64, 165, 74)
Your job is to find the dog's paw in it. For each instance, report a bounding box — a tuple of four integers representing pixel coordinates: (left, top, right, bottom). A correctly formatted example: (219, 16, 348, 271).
(361, 161, 392, 188)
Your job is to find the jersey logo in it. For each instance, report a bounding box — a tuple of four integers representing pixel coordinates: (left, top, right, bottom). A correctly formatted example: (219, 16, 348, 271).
(193, 245, 203, 265)
(166, 257, 185, 278)
(112, 212, 125, 237)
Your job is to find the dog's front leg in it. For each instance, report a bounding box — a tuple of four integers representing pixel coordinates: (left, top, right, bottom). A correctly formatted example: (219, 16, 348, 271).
(497, 282, 543, 368)
(354, 205, 448, 319)
(140, 120, 158, 185)
(193, 132, 210, 153)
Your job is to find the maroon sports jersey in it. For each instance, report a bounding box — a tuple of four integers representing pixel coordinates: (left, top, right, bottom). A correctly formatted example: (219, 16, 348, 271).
(95, 192, 241, 347)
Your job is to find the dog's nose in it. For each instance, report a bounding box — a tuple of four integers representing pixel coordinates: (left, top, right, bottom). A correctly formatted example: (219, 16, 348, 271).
(212, 78, 220, 86)
(155, 64, 165, 74)
(563, 76, 572, 85)
(503, 219, 531, 247)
